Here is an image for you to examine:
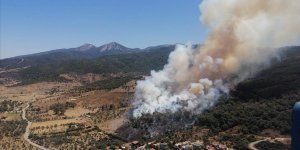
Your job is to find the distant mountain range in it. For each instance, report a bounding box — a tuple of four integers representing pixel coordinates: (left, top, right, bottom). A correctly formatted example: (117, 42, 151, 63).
(0, 42, 176, 69)
(72, 42, 141, 56)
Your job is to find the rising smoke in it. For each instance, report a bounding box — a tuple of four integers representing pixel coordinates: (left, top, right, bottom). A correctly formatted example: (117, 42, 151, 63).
(133, 0, 300, 117)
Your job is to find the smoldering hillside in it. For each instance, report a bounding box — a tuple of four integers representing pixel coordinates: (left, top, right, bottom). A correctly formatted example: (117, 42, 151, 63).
(132, 0, 300, 118)
(123, 0, 300, 143)
(116, 46, 300, 143)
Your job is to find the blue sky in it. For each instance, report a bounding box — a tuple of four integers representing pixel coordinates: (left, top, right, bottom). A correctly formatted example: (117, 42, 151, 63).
(0, 0, 208, 58)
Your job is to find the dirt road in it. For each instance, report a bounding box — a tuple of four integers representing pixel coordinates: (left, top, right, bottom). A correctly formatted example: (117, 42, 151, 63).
(248, 137, 291, 150)
(248, 139, 266, 150)
(22, 102, 49, 150)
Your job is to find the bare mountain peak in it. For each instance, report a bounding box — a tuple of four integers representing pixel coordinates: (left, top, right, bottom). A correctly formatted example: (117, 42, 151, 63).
(107, 41, 121, 45)
(99, 42, 128, 52)
(77, 43, 96, 51)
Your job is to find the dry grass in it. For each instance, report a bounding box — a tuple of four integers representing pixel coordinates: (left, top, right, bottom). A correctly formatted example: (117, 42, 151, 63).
(0, 136, 39, 150)
(98, 115, 127, 133)
(64, 107, 93, 117)
(2, 112, 22, 121)
(31, 118, 86, 128)
(78, 90, 128, 106)
(0, 82, 81, 102)
(60, 73, 104, 83)
(31, 124, 69, 134)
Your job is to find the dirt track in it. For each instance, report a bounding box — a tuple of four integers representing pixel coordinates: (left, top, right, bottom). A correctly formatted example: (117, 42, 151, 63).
(248, 139, 265, 150)
(22, 102, 49, 150)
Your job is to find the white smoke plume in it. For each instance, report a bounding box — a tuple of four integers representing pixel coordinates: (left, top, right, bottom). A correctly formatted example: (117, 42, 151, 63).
(133, 0, 300, 117)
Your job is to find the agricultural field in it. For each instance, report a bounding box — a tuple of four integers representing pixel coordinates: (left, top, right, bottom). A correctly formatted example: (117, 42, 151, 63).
(0, 70, 137, 149)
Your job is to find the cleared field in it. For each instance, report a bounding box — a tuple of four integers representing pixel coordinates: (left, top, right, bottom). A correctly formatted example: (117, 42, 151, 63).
(65, 107, 93, 117)
(31, 118, 86, 128)
(31, 124, 69, 134)
(0, 82, 81, 102)
(3, 112, 22, 121)
(98, 115, 127, 133)
(78, 90, 128, 106)
(60, 73, 104, 83)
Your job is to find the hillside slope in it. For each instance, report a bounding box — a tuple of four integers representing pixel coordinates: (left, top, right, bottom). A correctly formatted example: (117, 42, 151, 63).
(197, 46, 300, 134)
(1, 44, 175, 85)
(117, 46, 300, 148)
(0, 42, 141, 69)
(233, 46, 300, 99)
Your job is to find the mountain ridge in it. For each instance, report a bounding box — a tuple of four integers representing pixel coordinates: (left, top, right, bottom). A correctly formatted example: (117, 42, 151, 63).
(0, 42, 176, 69)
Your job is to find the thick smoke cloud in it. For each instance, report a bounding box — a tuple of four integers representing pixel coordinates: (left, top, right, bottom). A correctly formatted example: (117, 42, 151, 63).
(133, 0, 300, 117)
